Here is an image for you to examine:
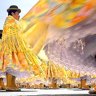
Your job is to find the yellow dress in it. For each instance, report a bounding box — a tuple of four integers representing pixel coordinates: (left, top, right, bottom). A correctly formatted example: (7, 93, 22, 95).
(0, 15, 44, 76)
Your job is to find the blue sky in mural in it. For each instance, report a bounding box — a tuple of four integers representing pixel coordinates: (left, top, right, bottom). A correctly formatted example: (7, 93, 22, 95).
(0, 0, 38, 29)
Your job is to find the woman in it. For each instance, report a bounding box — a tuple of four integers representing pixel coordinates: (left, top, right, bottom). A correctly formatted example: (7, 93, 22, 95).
(0, 5, 44, 91)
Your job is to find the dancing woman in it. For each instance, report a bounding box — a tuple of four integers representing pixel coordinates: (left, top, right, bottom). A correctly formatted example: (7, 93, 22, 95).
(0, 5, 44, 91)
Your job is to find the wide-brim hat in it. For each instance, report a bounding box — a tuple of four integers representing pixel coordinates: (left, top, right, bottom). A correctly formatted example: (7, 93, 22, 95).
(7, 5, 21, 13)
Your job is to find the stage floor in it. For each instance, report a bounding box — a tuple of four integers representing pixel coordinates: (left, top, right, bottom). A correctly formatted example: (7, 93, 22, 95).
(0, 88, 91, 96)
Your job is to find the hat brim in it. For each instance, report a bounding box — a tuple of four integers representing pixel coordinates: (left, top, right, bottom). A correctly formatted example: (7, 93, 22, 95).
(7, 8, 21, 13)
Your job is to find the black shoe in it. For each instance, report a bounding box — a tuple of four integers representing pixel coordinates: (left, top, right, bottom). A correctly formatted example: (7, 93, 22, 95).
(89, 90, 96, 94)
(6, 88, 21, 92)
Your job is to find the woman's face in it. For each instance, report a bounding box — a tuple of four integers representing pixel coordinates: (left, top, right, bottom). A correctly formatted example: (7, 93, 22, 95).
(12, 11, 20, 20)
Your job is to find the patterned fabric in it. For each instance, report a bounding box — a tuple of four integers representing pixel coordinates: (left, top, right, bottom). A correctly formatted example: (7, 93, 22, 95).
(19, 0, 96, 55)
(0, 16, 45, 77)
(20, 0, 96, 80)
(0, 0, 96, 80)
(22, 0, 96, 28)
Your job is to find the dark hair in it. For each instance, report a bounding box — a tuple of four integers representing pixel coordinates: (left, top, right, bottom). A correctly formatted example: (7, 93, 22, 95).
(8, 10, 18, 16)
